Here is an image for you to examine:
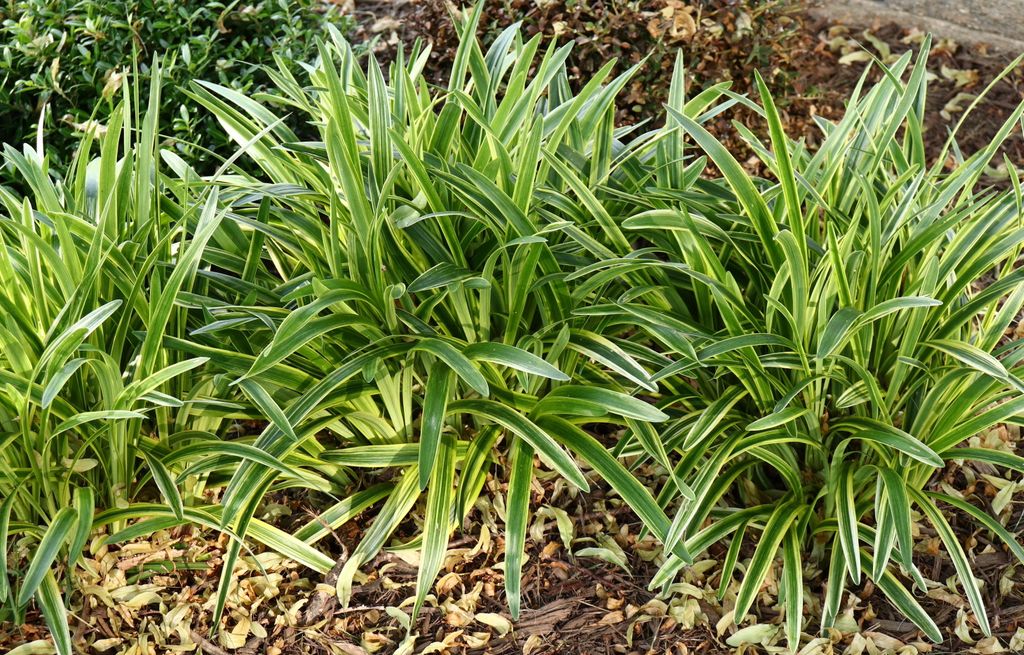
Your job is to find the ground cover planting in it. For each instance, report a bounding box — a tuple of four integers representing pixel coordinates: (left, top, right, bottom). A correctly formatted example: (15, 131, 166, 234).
(3, 4, 1024, 653)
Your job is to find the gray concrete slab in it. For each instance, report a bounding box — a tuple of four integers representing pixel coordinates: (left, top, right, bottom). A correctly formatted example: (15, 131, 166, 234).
(810, 0, 1024, 53)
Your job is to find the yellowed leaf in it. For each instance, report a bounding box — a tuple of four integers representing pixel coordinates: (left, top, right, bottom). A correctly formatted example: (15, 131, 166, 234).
(941, 92, 976, 121)
(972, 636, 1006, 654)
(955, 608, 977, 644)
(219, 631, 247, 649)
(865, 631, 905, 651)
(941, 65, 980, 88)
(421, 630, 462, 654)
(435, 571, 461, 596)
(475, 612, 513, 636)
(91, 638, 123, 653)
(598, 610, 625, 626)
(463, 632, 491, 649)
(726, 623, 778, 647)
(9, 641, 58, 655)
(1009, 627, 1024, 651)
(122, 591, 163, 609)
(839, 51, 872, 66)
(715, 609, 735, 637)
(927, 587, 968, 608)
(370, 17, 400, 33)
(522, 634, 544, 655)
(360, 632, 394, 654)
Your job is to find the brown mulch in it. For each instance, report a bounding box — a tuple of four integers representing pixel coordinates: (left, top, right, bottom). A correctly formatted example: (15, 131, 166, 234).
(354, 0, 1024, 177)
(279, 472, 738, 655)
(4, 447, 1024, 654)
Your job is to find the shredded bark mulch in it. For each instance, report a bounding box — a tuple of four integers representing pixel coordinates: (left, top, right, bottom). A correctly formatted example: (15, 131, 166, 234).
(353, 0, 1024, 179)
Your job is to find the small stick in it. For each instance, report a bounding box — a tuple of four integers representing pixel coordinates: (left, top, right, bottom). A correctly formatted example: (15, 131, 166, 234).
(302, 544, 349, 625)
(190, 630, 233, 655)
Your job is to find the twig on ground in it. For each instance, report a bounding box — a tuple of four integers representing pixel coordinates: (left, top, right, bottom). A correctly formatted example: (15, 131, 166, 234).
(190, 630, 233, 655)
(302, 544, 350, 625)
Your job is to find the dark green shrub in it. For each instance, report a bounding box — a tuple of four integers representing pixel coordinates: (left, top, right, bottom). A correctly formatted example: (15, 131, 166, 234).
(0, 0, 353, 162)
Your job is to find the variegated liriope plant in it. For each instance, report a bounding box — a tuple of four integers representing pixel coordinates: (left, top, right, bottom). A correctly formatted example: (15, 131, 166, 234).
(177, 4, 691, 639)
(607, 37, 1024, 650)
(191, 14, 1024, 650)
(5, 7, 1024, 655)
(0, 65, 349, 654)
(0, 68, 243, 652)
(188, 7, 1024, 650)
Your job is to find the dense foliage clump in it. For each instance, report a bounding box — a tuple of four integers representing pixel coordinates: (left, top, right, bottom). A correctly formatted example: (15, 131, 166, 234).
(3, 7, 1024, 654)
(0, 0, 352, 162)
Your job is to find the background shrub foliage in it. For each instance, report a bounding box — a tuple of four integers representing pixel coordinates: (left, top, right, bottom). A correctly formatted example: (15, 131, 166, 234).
(2, 6, 1024, 652)
(0, 0, 352, 163)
